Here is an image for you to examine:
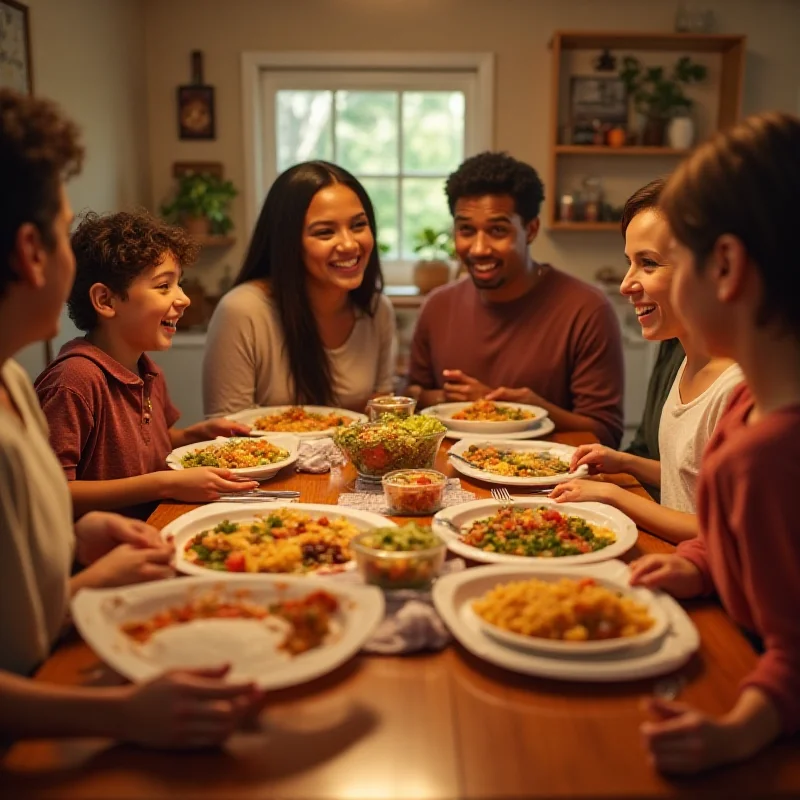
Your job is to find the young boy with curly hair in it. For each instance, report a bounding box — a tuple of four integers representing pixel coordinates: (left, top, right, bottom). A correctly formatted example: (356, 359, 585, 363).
(35, 210, 257, 519)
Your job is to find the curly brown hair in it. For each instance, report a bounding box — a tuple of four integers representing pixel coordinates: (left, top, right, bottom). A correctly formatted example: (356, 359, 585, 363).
(68, 209, 200, 331)
(0, 89, 84, 298)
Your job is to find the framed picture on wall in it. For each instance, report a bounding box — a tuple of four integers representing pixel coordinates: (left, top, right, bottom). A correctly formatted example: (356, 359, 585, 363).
(177, 84, 216, 140)
(0, 0, 33, 95)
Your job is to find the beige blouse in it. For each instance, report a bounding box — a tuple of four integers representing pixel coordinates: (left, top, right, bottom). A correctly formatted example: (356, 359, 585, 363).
(202, 283, 397, 416)
(0, 359, 74, 675)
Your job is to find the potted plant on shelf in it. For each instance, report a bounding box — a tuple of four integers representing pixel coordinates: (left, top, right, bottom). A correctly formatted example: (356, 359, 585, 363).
(160, 171, 238, 237)
(619, 55, 707, 147)
(411, 227, 455, 294)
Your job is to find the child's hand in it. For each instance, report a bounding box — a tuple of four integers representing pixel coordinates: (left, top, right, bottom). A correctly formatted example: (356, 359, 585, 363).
(117, 664, 265, 749)
(549, 479, 620, 505)
(186, 417, 252, 442)
(567, 443, 627, 474)
(167, 467, 259, 502)
(629, 554, 703, 598)
(82, 542, 175, 588)
(641, 697, 739, 775)
(74, 511, 162, 566)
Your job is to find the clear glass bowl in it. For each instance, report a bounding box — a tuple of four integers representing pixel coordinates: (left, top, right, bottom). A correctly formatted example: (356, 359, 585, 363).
(350, 531, 446, 590)
(366, 395, 417, 421)
(382, 469, 447, 515)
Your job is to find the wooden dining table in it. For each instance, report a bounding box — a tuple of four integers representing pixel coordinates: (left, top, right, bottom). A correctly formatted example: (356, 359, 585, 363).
(3, 432, 800, 799)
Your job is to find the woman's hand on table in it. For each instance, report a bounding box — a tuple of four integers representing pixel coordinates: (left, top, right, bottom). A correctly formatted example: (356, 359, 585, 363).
(549, 478, 622, 505)
(74, 511, 163, 566)
(566, 443, 628, 475)
(117, 664, 265, 749)
(629, 554, 703, 599)
(163, 467, 259, 502)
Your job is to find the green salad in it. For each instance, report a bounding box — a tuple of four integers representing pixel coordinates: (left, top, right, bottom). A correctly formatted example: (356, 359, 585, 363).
(358, 523, 442, 552)
(334, 414, 446, 479)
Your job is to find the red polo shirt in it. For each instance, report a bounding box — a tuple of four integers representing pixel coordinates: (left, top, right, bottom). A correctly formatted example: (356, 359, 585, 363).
(35, 338, 181, 519)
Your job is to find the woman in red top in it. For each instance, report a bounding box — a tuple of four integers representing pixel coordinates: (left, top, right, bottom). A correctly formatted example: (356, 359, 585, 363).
(630, 111, 800, 774)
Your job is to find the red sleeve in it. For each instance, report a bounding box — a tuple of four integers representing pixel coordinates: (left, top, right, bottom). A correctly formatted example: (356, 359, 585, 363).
(36, 387, 94, 481)
(675, 536, 715, 596)
(408, 298, 438, 390)
(161, 379, 181, 428)
(710, 452, 800, 734)
(569, 299, 625, 447)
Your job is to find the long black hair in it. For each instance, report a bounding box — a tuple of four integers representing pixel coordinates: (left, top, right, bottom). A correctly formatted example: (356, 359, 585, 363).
(235, 161, 384, 405)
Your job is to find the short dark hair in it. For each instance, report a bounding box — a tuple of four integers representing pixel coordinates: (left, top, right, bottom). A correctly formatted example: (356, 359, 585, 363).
(0, 89, 84, 298)
(445, 151, 545, 223)
(234, 160, 384, 406)
(620, 178, 667, 237)
(68, 209, 199, 331)
(661, 111, 800, 339)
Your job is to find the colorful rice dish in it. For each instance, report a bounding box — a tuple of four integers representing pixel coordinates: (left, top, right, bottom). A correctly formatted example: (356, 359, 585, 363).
(179, 438, 289, 469)
(451, 400, 536, 422)
(472, 577, 655, 642)
(253, 406, 353, 433)
(121, 588, 339, 655)
(461, 444, 571, 478)
(461, 506, 616, 558)
(184, 509, 359, 574)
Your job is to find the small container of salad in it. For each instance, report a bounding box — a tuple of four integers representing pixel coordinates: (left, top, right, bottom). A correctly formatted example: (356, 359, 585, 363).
(382, 469, 447, 516)
(333, 414, 447, 482)
(350, 523, 446, 590)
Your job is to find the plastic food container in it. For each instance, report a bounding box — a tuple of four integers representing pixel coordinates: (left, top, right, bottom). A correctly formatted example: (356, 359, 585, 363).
(350, 525, 447, 590)
(382, 469, 447, 516)
(366, 395, 417, 421)
(333, 415, 447, 482)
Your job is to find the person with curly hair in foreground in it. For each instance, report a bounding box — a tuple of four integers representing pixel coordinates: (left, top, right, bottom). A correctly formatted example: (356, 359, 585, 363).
(35, 209, 258, 520)
(0, 88, 263, 748)
(406, 151, 625, 447)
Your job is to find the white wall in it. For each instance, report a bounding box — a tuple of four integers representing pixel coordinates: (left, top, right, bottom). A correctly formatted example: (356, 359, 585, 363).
(14, 0, 150, 380)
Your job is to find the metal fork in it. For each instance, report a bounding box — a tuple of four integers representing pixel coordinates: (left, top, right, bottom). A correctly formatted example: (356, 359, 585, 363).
(491, 487, 513, 507)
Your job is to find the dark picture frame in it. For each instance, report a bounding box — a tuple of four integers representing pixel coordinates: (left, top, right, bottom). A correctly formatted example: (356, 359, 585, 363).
(0, 0, 33, 95)
(177, 84, 216, 140)
(569, 75, 628, 125)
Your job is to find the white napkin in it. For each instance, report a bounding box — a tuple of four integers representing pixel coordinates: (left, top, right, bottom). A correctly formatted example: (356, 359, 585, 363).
(295, 437, 346, 473)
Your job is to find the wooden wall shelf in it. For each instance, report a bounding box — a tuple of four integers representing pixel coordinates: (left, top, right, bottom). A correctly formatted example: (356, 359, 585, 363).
(546, 30, 746, 230)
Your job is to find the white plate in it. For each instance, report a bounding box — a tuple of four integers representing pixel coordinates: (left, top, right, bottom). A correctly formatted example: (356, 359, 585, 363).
(166, 434, 299, 480)
(444, 417, 556, 441)
(72, 575, 384, 690)
(422, 402, 548, 435)
(448, 439, 588, 486)
(469, 571, 669, 655)
(433, 561, 699, 682)
(227, 405, 367, 440)
(432, 496, 637, 565)
(162, 502, 397, 577)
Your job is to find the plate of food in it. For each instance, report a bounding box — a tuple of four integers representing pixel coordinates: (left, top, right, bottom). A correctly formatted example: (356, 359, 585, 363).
(469, 573, 668, 655)
(228, 405, 367, 439)
(431, 497, 637, 565)
(422, 400, 548, 435)
(162, 502, 398, 577)
(447, 440, 587, 486)
(443, 417, 556, 442)
(166, 434, 299, 480)
(71, 575, 384, 690)
(432, 561, 699, 682)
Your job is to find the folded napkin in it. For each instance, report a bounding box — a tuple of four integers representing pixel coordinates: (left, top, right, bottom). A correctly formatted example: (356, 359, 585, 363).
(295, 437, 346, 473)
(337, 559, 464, 654)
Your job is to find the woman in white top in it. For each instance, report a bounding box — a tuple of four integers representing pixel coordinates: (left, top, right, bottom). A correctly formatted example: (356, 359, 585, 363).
(203, 161, 396, 416)
(550, 178, 742, 543)
(0, 89, 261, 748)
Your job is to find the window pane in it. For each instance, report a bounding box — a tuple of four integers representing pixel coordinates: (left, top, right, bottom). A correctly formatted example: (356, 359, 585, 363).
(401, 178, 452, 259)
(403, 92, 465, 174)
(336, 91, 399, 175)
(276, 91, 333, 173)
(360, 177, 399, 259)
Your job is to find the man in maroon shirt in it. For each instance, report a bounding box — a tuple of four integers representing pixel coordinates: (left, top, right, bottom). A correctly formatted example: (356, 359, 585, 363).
(406, 152, 624, 447)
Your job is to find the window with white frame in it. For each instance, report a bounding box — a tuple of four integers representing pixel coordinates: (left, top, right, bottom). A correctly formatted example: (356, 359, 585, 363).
(243, 54, 493, 270)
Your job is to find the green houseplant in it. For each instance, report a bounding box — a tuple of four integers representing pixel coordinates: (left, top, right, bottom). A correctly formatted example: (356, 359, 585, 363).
(160, 172, 238, 236)
(619, 55, 707, 146)
(411, 227, 455, 294)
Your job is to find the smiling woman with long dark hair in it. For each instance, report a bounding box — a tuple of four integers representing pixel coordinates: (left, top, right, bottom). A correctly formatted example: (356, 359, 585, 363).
(203, 161, 396, 414)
